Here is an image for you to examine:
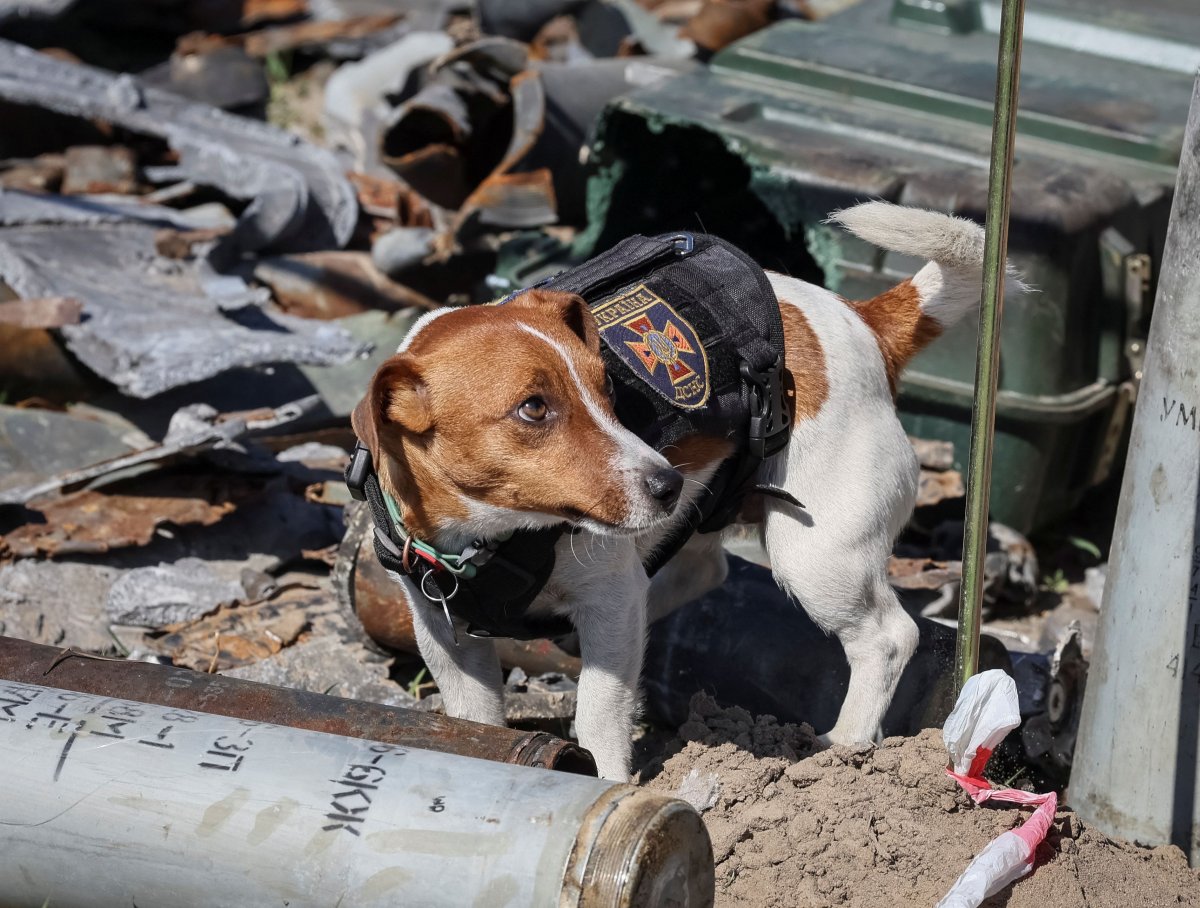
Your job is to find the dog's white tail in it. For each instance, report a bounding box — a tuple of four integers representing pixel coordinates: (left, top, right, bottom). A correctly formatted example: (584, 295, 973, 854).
(829, 200, 1014, 330)
(827, 201, 1024, 387)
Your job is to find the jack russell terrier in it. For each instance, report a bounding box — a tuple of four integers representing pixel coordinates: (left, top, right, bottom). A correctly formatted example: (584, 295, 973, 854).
(349, 201, 997, 780)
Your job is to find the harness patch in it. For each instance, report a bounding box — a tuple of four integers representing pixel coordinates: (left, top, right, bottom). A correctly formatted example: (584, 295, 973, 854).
(592, 284, 710, 409)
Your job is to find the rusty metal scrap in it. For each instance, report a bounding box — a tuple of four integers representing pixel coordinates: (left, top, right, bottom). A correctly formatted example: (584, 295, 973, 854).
(240, 14, 405, 58)
(887, 556, 961, 591)
(680, 0, 774, 54)
(0, 152, 65, 192)
(154, 593, 312, 671)
(916, 467, 966, 508)
(254, 249, 439, 319)
(454, 68, 557, 233)
(59, 144, 137, 195)
(0, 473, 250, 559)
(347, 170, 435, 225)
(0, 39, 357, 252)
(0, 295, 81, 328)
(0, 634, 596, 773)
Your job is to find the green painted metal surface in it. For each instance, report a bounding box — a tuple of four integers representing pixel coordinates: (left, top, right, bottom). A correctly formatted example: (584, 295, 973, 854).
(579, 0, 1197, 531)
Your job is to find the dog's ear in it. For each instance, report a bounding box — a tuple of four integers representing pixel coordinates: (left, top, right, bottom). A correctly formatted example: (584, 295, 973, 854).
(511, 289, 600, 353)
(359, 354, 433, 441)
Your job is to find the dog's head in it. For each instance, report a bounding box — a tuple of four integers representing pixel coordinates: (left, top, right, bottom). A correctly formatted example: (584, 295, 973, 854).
(353, 289, 684, 543)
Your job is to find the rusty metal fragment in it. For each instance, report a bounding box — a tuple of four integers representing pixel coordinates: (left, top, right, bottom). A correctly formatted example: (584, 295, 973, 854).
(154, 593, 312, 671)
(0, 634, 597, 773)
(454, 68, 557, 233)
(0, 39, 357, 252)
(887, 556, 961, 591)
(0, 295, 80, 328)
(240, 14, 405, 57)
(60, 144, 137, 194)
(254, 249, 439, 319)
(0, 473, 250, 559)
(680, 0, 774, 54)
(348, 170, 434, 224)
(0, 152, 65, 192)
(916, 467, 965, 508)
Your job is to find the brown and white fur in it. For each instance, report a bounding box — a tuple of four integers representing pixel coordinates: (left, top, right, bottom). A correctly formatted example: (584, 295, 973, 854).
(353, 201, 999, 780)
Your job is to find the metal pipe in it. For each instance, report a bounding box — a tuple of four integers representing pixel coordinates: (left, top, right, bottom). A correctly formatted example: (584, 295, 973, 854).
(1071, 72, 1200, 865)
(954, 0, 1026, 695)
(0, 635, 595, 775)
(0, 681, 713, 907)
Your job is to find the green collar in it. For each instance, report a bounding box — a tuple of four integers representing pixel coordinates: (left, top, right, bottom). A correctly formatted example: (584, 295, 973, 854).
(382, 489, 508, 580)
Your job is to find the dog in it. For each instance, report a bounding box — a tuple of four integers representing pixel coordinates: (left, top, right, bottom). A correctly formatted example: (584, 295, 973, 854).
(351, 201, 994, 780)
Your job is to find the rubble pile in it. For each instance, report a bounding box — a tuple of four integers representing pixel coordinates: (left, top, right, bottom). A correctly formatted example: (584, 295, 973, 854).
(643, 695, 1200, 908)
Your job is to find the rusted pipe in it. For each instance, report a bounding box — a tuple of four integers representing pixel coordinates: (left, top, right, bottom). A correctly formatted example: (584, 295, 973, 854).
(0, 635, 595, 775)
(0, 682, 714, 907)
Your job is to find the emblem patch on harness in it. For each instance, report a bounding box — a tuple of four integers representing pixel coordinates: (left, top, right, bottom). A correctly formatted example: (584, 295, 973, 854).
(592, 284, 710, 409)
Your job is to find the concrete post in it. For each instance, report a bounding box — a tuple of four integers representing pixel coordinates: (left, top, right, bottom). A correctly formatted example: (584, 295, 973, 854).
(1070, 73, 1200, 864)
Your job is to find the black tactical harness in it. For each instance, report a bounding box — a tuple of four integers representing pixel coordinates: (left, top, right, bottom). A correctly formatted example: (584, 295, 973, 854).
(346, 231, 791, 641)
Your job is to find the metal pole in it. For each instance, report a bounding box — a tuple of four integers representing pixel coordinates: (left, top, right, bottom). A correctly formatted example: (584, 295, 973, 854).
(955, 0, 1026, 694)
(0, 635, 595, 774)
(0, 681, 713, 907)
(1071, 73, 1200, 865)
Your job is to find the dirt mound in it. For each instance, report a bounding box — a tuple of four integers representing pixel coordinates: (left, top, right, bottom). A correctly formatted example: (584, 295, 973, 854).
(642, 695, 1200, 908)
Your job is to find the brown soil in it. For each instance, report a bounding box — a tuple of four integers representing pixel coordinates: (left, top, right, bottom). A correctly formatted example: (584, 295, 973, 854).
(641, 695, 1200, 908)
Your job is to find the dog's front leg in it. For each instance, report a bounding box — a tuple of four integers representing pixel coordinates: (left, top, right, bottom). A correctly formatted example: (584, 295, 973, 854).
(572, 569, 650, 781)
(403, 578, 506, 726)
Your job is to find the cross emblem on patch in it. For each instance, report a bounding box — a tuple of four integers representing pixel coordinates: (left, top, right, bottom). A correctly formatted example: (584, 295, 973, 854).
(623, 315, 698, 383)
(591, 284, 710, 409)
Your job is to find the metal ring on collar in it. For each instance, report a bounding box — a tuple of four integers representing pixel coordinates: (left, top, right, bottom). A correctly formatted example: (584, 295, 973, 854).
(420, 569, 458, 603)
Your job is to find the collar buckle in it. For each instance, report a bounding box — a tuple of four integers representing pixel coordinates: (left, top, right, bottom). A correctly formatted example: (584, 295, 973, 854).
(345, 442, 371, 501)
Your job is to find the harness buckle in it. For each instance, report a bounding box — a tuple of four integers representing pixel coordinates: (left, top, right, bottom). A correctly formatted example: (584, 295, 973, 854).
(742, 357, 791, 459)
(668, 232, 695, 255)
(345, 442, 372, 501)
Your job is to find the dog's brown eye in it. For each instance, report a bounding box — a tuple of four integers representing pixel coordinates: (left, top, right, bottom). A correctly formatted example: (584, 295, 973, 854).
(517, 396, 549, 422)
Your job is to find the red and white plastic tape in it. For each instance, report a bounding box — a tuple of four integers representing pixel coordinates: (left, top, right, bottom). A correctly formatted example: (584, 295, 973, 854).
(936, 670, 1057, 908)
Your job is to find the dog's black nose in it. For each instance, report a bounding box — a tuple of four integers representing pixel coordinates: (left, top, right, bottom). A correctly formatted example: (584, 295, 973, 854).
(645, 467, 683, 510)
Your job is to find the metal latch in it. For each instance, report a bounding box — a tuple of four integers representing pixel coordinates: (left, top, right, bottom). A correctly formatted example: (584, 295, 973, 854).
(742, 357, 791, 459)
(668, 233, 695, 255)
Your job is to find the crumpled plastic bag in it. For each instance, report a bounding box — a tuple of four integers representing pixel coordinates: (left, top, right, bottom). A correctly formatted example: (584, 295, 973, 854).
(936, 670, 1058, 908)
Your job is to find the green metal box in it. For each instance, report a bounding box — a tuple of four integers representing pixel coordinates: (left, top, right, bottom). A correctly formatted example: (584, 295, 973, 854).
(578, 0, 1199, 531)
